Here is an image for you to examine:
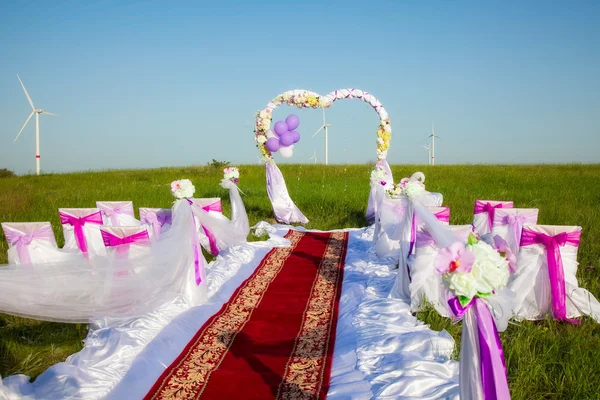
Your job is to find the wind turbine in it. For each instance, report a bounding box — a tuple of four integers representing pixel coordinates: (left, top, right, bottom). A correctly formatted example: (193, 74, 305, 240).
(426, 121, 441, 166)
(422, 144, 431, 165)
(312, 108, 331, 165)
(308, 149, 317, 164)
(14, 75, 57, 175)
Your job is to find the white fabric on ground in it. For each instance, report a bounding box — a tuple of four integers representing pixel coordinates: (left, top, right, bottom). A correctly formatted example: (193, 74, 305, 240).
(1, 224, 460, 399)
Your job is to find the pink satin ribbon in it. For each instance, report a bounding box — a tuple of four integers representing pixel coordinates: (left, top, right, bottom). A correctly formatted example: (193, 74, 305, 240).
(190, 200, 222, 256)
(59, 211, 103, 253)
(474, 201, 513, 231)
(520, 228, 582, 324)
(98, 204, 134, 226)
(187, 200, 206, 285)
(101, 229, 150, 259)
(449, 297, 510, 399)
(434, 207, 450, 223)
(141, 211, 172, 240)
(4, 225, 55, 264)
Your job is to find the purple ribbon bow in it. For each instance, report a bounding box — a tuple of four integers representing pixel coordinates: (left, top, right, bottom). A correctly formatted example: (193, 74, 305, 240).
(474, 201, 513, 231)
(59, 211, 103, 253)
(520, 228, 581, 324)
(449, 296, 510, 400)
(101, 229, 150, 259)
(98, 203, 134, 226)
(142, 210, 172, 240)
(4, 225, 55, 264)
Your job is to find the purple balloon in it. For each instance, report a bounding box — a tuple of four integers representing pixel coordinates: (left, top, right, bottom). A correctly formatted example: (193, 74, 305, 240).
(289, 130, 300, 143)
(285, 114, 300, 131)
(265, 137, 280, 152)
(273, 121, 288, 136)
(279, 131, 295, 147)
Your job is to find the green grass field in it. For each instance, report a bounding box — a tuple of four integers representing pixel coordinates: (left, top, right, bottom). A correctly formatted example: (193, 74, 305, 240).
(1, 164, 599, 399)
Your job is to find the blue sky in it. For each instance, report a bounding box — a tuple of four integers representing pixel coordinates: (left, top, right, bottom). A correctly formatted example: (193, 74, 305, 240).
(1, 1, 598, 174)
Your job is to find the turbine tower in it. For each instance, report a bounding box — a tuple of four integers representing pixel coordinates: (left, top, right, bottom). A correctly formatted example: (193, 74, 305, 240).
(308, 149, 317, 164)
(14, 75, 57, 175)
(312, 108, 331, 165)
(427, 121, 441, 166)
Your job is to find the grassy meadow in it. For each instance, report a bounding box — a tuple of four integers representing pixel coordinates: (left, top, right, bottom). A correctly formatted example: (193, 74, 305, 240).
(1, 164, 599, 399)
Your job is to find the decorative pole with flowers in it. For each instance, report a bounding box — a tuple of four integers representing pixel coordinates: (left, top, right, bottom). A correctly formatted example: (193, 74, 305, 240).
(171, 179, 206, 287)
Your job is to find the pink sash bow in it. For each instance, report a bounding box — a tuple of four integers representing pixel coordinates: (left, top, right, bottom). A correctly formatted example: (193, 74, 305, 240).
(4, 225, 55, 264)
(520, 228, 582, 324)
(98, 204, 134, 226)
(493, 211, 537, 252)
(101, 230, 150, 259)
(189, 200, 221, 256)
(59, 211, 103, 253)
(474, 201, 512, 231)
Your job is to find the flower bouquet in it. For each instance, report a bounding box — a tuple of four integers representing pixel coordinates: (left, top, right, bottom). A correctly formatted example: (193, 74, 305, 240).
(171, 179, 195, 199)
(223, 167, 240, 184)
(436, 233, 511, 399)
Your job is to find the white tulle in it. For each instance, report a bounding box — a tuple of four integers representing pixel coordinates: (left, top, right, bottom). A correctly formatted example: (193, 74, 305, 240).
(509, 225, 600, 322)
(0, 200, 208, 323)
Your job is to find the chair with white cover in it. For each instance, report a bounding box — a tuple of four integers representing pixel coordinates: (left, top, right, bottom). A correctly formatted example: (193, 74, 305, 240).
(491, 208, 539, 273)
(510, 225, 600, 323)
(100, 226, 151, 260)
(408, 224, 474, 316)
(59, 208, 106, 256)
(472, 200, 513, 237)
(2, 222, 78, 264)
(139, 208, 172, 241)
(96, 201, 140, 227)
(188, 197, 226, 256)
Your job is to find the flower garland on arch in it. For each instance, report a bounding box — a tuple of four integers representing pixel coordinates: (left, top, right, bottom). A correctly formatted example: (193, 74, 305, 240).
(254, 89, 392, 163)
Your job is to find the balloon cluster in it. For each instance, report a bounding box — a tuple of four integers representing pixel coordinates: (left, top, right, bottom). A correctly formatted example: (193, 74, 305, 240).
(265, 114, 301, 158)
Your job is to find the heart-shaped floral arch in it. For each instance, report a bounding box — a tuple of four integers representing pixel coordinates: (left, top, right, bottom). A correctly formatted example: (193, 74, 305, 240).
(254, 88, 394, 224)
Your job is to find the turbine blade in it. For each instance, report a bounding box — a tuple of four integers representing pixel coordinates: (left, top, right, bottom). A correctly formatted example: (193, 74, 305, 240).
(17, 75, 35, 111)
(312, 126, 324, 137)
(41, 111, 57, 116)
(14, 111, 35, 142)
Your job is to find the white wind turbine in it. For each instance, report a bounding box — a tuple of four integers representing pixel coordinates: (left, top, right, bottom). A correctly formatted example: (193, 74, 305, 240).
(308, 149, 317, 164)
(312, 108, 331, 165)
(426, 121, 441, 166)
(14, 75, 57, 175)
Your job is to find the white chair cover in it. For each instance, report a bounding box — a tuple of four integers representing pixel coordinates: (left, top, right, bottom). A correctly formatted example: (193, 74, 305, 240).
(1, 222, 78, 264)
(491, 208, 539, 270)
(96, 201, 140, 227)
(139, 208, 172, 241)
(472, 200, 514, 237)
(59, 208, 107, 257)
(510, 225, 600, 322)
(100, 226, 152, 260)
(188, 197, 227, 255)
(408, 225, 474, 316)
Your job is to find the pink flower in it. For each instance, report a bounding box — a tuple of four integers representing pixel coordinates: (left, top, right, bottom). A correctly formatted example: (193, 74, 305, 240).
(399, 177, 410, 187)
(493, 236, 517, 273)
(435, 242, 476, 274)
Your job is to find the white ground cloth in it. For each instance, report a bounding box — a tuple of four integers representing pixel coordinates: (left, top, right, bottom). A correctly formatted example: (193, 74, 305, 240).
(1, 224, 459, 399)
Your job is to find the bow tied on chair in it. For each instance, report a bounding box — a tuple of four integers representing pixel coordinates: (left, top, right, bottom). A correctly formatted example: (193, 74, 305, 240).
(474, 201, 507, 231)
(202, 201, 223, 213)
(143, 211, 172, 240)
(5, 225, 55, 264)
(188, 200, 220, 256)
(520, 228, 582, 324)
(101, 229, 150, 259)
(59, 211, 103, 253)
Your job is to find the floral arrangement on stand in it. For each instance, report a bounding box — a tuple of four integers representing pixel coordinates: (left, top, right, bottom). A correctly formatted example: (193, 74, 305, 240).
(381, 176, 426, 199)
(223, 167, 240, 184)
(171, 179, 195, 199)
(435, 233, 512, 399)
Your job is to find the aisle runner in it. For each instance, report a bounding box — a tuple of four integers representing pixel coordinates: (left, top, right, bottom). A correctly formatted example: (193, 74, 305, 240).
(145, 230, 349, 399)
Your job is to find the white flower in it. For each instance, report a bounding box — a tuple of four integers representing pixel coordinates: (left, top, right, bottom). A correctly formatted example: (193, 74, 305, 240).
(261, 119, 271, 130)
(384, 124, 392, 133)
(446, 271, 478, 299)
(377, 137, 384, 145)
(469, 241, 510, 293)
(259, 110, 269, 119)
(224, 167, 240, 182)
(171, 179, 195, 199)
(404, 180, 426, 198)
(256, 135, 267, 144)
(370, 167, 387, 182)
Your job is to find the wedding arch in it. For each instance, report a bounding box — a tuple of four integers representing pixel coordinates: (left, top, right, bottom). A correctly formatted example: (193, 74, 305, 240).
(254, 88, 394, 224)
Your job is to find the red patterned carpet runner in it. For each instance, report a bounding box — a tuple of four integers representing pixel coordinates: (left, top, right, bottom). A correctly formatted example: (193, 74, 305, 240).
(145, 230, 349, 400)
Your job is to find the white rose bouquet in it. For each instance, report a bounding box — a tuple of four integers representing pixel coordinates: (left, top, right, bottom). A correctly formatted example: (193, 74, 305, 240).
(171, 179, 195, 199)
(224, 167, 240, 184)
